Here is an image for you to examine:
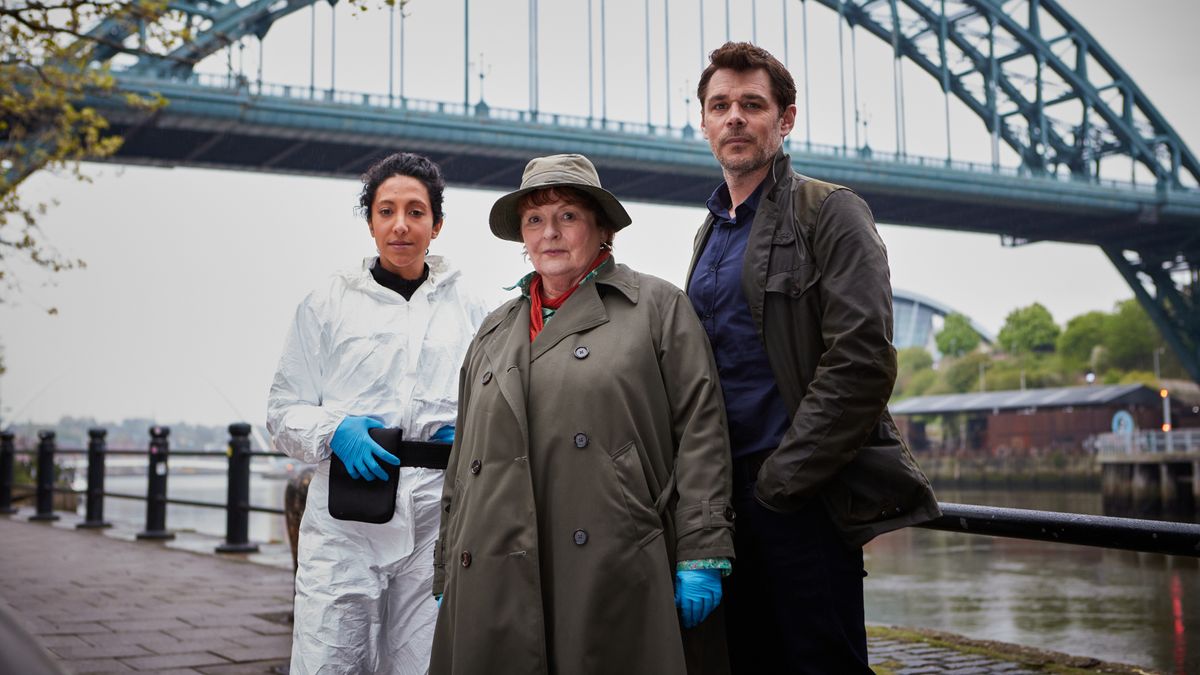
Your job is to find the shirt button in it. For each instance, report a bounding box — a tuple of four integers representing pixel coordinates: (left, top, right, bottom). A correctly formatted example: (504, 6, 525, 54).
(460, 551, 472, 567)
(470, 459, 481, 475)
(573, 346, 590, 359)
(573, 433, 589, 448)
(708, 265, 718, 272)
(704, 312, 713, 319)
(573, 529, 588, 545)
(481, 371, 492, 385)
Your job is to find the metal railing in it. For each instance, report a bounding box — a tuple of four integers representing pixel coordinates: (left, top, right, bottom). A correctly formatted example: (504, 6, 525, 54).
(2, 426, 1199, 558)
(114, 71, 1182, 195)
(0, 426, 285, 553)
(916, 503, 1199, 557)
(1090, 429, 1200, 455)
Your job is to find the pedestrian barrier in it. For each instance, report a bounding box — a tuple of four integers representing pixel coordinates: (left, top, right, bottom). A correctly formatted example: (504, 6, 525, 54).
(0, 425, 285, 553)
(0, 426, 1198, 557)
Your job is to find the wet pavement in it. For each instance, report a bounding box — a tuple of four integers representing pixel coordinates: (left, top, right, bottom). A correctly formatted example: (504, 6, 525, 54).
(0, 510, 1156, 674)
(1, 511, 293, 674)
(869, 638, 1044, 674)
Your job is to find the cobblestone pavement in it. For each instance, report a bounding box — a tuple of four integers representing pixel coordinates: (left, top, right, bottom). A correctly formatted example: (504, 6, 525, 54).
(868, 637, 1041, 674)
(2, 512, 1148, 674)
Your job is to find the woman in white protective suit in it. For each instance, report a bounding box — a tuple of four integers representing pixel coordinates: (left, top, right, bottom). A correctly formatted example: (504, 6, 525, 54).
(267, 152, 489, 674)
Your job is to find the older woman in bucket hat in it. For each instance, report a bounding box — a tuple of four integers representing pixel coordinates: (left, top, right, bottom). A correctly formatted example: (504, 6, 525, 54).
(430, 154, 735, 675)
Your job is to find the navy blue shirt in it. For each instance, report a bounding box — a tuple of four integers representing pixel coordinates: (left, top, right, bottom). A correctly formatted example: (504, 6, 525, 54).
(687, 182, 791, 459)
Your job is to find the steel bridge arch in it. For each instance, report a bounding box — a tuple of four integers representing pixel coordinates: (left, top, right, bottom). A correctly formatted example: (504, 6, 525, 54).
(93, 0, 1199, 192)
(87, 0, 326, 75)
(83, 0, 1200, 381)
(813, 0, 1198, 190)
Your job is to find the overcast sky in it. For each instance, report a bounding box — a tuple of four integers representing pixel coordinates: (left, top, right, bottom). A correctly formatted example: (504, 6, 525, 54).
(2, 0, 1197, 429)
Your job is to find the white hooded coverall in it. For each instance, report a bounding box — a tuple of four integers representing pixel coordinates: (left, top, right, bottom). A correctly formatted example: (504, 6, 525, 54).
(267, 256, 489, 675)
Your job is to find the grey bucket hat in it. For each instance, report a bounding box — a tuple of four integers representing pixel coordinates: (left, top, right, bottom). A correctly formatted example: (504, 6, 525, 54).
(489, 154, 633, 242)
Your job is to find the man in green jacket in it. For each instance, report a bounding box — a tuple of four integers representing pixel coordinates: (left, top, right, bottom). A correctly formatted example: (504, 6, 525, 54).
(685, 42, 941, 673)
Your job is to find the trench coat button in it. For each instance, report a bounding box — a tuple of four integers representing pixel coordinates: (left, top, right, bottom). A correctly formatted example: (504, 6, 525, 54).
(724, 506, 735, 521)
(573, 433, 589, 448)
(481, 371, 493, 385)
(460, 551, 472, 567)
(470, 459, 481, 475)
(573, 346, 590, 359)
(573, 529, 588, 545)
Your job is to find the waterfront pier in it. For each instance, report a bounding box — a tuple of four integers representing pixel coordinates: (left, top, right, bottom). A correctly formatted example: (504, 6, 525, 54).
(1096, 429, 1200, 518)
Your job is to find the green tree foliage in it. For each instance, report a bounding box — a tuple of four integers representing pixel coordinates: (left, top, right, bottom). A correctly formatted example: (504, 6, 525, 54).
(905, 369, 938, 398)
(897, 346, 933, 373)
(935, 312, 981, 357)
(940, 352, 992, 394)
(1104, 299, 1161, 372)
(997, 303, 1060, 354)
(1056, 311, 1108, 372)
(893, 346, 934, 399)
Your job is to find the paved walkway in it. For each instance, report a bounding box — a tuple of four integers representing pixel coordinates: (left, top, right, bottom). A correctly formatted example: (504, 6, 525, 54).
(1, 513, 293, 674)
(1, 511, 1153, 674)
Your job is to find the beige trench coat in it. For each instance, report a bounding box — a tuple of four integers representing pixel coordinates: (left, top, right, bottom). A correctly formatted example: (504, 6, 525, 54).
(431, 261, 735, 675)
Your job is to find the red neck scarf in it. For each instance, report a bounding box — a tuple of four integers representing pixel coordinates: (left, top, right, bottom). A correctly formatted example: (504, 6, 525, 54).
(528, 250, 612, 342)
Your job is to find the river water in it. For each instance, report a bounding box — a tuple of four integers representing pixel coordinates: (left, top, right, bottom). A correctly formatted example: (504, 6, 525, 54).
(97, 477, 1195, 674)
(864, 488, 1196, 675)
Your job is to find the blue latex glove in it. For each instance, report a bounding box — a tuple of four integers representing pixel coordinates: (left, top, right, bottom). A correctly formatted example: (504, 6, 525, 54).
(435, 594, 443, 608)
(674, 569, 722, 629)
(330, 416, 400, 481)
(430, 424, 456, 444)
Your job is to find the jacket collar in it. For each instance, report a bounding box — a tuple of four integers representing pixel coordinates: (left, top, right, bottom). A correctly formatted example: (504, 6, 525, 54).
(474, 256, 639, 344)
(351, 255, 459, 301)
(591, 256, 639, 304)
(686, 147, 793, 288)
(759, 147, 794, 206)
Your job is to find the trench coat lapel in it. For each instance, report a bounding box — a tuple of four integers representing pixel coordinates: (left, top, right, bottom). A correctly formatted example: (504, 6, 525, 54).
(482, 302, 532, 447)
(530, 281, 609, 362)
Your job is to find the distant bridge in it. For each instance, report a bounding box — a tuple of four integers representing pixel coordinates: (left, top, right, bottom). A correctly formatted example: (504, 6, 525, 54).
(74, 0, 1200, 380)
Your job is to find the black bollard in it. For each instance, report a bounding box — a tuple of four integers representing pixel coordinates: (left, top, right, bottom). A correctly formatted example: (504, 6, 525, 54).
(137, 426, 174, 540)
(216, 423, 259, 553)
(29, 431, 59, 522)
(0, 431, 16, 515)
(77, 429, 112, 529)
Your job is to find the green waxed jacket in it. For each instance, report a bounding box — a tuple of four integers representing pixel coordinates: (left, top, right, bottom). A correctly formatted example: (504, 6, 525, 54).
(686, 149, 941, 547)
(431, 260, 734, 675)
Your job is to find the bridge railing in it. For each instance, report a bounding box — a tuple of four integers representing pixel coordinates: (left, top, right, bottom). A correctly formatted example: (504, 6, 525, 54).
(2, 425, 1199, 558)
(115, 70, 1169, 194)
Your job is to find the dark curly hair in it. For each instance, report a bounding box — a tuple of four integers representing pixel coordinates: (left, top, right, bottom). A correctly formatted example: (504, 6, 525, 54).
(358, 152, 446, 224)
